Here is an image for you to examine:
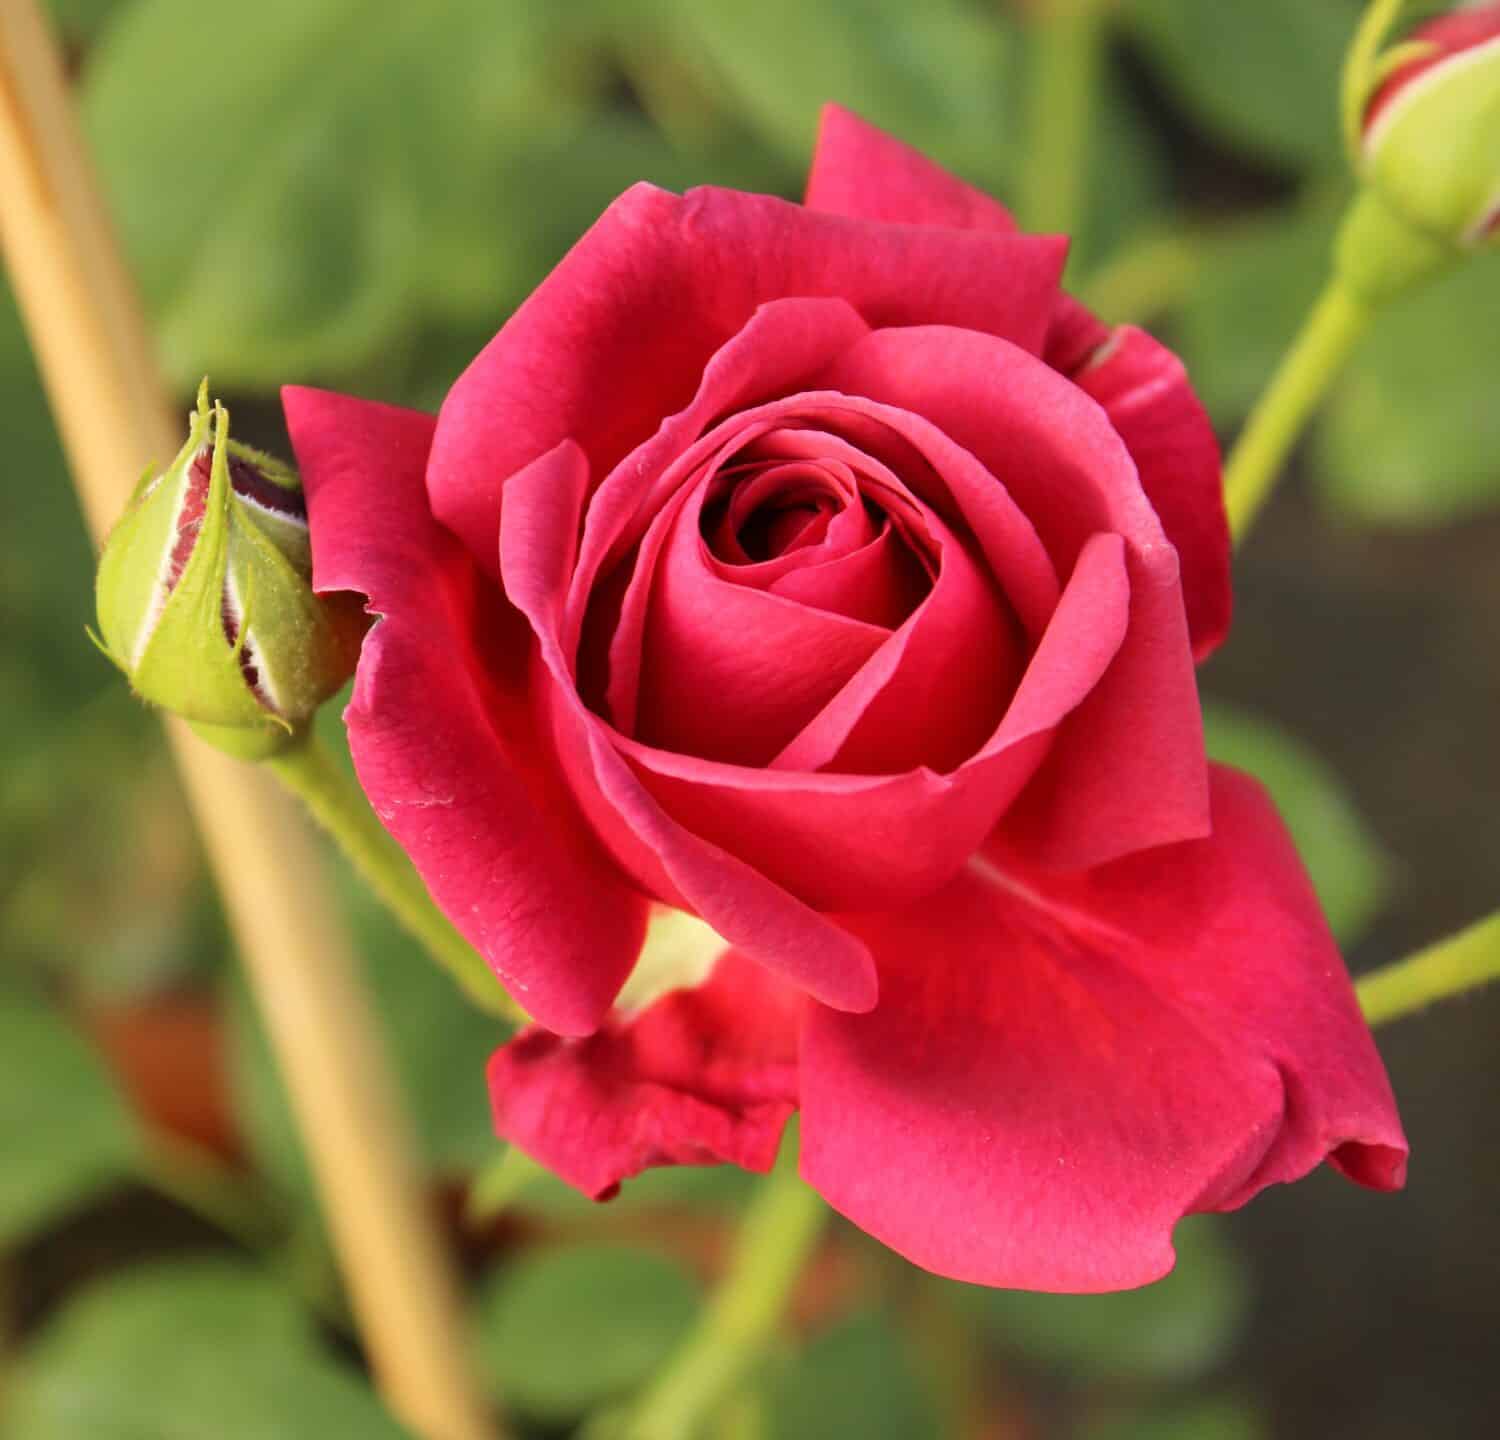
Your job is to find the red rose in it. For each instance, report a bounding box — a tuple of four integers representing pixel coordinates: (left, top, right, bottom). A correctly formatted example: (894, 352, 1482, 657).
(285, 106, 1405, 1291)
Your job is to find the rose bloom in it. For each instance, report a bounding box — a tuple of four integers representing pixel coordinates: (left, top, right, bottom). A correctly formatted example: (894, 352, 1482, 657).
(285, 106, 1405, 1291)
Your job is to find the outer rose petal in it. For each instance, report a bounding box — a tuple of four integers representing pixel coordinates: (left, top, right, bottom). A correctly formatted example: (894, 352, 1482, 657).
(428, 183, 1066, 575)
(490, 948, 801, 1198)
(800, 765, 1406, 1292)
(282, 387, 649, 1037)
(1046, 296, 1231, 661)
(805, 103, 1019, 233)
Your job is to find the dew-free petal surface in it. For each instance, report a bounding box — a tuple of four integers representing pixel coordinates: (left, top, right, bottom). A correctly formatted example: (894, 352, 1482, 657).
(490, 948, 801, 1198)
(283, 387, 649, 1036)
(799, 766, 1406, 1291)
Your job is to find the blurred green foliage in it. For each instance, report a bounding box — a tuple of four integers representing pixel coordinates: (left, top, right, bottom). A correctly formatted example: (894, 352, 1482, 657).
(3, 0, 1496, 1436)
(764, 1310, 942, 1440)
(958, 1216, 1248, 1385)
(0, 987, 139, 1245)
(1203, 703, 1390, 945)
(0, 1260, 412, 1438)
(476, 1243, 700, 1422)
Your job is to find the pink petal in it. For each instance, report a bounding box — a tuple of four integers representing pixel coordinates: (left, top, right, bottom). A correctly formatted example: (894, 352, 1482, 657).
(569, 298, 875, 635)
(635, 469, 895, 767)
(616, 532, 1128, 913)
(498, 439, 879, 1014)
(489, 947, 801, 1198)
(1047, 296, 1231, 661)
(800, 765, 1407, 1292)
(805, 103, 1020, 233)
(282, 386, 649, 1036)
(770, 492, 1022, 777)
(428, 184, 1065, 574)
(819, 326, 1210, 866)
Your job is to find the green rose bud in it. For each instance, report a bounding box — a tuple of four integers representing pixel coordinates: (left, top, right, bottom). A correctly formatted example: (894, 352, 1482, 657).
(95, 382, 363, 758)
(1360, 4, 1500, 252)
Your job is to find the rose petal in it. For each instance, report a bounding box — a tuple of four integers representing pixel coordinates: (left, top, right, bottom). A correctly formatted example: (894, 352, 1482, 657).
(490, 946, 801, 1198)
(805, 103, 1020, 233)
(800, 765, 1407, 1292)
(820, 326, 1210, 866)
(635, 471, 894, 766)
(428, 186, 1066, 574)
(570, 298, 875, 634)
(1047, 296, 1231, 661)
(499, 439, 879, 1014)
(618, 531, 1128, 912)
(282, 387, 649, 1036)
(770, 501, 1021, 776)
(767, 526, 929, 630)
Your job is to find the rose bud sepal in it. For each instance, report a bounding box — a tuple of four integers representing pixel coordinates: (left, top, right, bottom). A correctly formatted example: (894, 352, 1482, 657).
(95, 384, 361, 759)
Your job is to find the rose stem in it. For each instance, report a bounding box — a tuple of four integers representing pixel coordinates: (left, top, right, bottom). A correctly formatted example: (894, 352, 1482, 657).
(617, 1148, 828, 1440)
(0, 4, 501, 1437)
(1018, 0, 1109, 242)
(1221, 279, 1371, 541)
(1357, 911, 1500, 1028)
(268, 733, 524, 1022)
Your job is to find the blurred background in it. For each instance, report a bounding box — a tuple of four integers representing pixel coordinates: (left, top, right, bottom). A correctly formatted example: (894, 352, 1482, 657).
(3, 0, 1498, 1436)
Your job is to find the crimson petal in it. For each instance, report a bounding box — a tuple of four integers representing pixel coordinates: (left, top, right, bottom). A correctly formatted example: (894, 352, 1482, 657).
(805, 103, 1020, 233)
(428, 184, 1065, 575)
(800, 766, 1406, 1291)
(1047, 296, 1231, 661)
(490, 947, 801, 1198)
(820, 326, 1209, 866)
(499, 439, 879, 1014)
(282, 387, 649, 1036)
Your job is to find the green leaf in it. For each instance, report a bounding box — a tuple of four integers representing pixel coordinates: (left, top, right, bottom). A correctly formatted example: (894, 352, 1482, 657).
(765, 1311, 942, 1440)
(81, 0, 602, 388)
(649, 0, 1018, 195)
(0, 988, 139, 1245)
(475, 1244, 699, 1421)
(0, 1259, 411, 1438)
(956, 1216, 1249, 1384)
(1316, 259, 1500, 525)
(1175, 192, 1343, 425)
(1203, 702, 1390, 945)
(1125, 0, 1361, 173)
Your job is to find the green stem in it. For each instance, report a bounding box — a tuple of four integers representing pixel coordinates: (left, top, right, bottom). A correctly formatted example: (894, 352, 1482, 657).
(267, 733, 521, 1021)
(1222, 279, 1371, 543)
(1019, 1, 1108, 240)
(622, 1159, 828, 1440)
(1357, 911, 1500, 1028)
